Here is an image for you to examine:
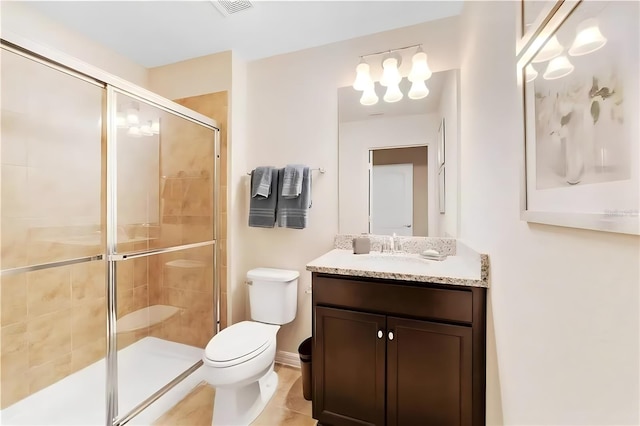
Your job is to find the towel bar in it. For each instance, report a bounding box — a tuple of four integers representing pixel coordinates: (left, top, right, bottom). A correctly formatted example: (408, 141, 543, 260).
(246, 167, 325, 175)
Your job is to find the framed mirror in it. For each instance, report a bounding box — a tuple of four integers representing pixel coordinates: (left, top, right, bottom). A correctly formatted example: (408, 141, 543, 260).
(338, 69, 460, 237)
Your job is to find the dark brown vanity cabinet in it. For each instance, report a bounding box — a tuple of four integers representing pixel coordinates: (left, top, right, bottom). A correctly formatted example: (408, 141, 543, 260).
(312, 273, 487, 426)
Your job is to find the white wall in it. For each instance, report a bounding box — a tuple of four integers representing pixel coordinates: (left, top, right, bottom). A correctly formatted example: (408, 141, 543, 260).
(0, 1, 148, 88)
(229, 53, 249, 325)
(438, 69, 460, 237)
(460, 2, 639, 425)
(338, 114, 440, 236)
(244, 16, 460, 354)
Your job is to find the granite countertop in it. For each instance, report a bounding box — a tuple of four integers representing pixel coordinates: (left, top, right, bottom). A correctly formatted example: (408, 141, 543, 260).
(306, 245, 489, 288)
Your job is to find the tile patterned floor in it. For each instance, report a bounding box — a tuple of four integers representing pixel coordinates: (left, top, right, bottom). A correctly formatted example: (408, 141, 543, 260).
(153, 364, 317, 426)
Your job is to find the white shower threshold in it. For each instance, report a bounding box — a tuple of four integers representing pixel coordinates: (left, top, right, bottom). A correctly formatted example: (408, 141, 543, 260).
(0, 337, 205, 426)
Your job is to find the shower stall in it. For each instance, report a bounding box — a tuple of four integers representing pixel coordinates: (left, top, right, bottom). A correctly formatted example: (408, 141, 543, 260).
(0, 37, 219, 425)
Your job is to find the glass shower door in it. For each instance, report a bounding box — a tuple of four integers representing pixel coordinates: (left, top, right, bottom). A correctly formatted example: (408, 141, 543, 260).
(110, 90, 217, 424)
(0, 47, 106, 424)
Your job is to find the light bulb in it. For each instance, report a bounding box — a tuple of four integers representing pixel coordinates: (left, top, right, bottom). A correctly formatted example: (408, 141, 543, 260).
(408, 79, 429, 100)
(151, 118, 160, 134)
(532, 35, 563, 63)
(360, 84, 379, 106)
(569, 18, 607, 56)
(127, 126, 142, 137)
(140, 121, 153, 136)
(383, 82, 403, 103)
(116, 112, 127, 128)
(380, 56, 401, 87)
(543, 55, 574, 80)
(409, 49, 432, 82)
(352, 61, 373, 91)
(525, 64, 538, 82)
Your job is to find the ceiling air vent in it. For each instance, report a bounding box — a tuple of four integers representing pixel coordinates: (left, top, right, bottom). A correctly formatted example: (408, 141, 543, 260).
(210, 0, 253, 17)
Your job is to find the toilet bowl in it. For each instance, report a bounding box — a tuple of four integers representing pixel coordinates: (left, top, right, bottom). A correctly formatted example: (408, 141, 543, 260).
(203, 321, 280, 425)
(202, 268, 299, 426)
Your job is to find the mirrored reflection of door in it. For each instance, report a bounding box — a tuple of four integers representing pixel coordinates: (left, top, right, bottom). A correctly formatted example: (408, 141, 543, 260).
(371, 164, 413, 236)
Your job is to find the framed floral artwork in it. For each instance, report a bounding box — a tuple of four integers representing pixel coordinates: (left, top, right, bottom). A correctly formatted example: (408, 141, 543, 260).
(438, 165, 445, 214)
(438, 117, 445, 167)
(517, 0, 639, 234)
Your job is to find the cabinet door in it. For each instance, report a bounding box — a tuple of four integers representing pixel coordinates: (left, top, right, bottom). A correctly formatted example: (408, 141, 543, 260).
(386, 317, 472, 426)
(315, 307, 386, 426)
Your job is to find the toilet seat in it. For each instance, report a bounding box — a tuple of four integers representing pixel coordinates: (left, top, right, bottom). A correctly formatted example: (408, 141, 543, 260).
(204, 321, 277, 368)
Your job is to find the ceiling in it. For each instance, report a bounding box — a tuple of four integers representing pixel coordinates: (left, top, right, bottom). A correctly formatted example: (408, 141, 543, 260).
(338, 70, 450, 123)
(26, 1, 464, 68)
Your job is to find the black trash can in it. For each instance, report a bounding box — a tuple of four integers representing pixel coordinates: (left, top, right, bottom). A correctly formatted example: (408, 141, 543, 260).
(298, 337, 312, 401)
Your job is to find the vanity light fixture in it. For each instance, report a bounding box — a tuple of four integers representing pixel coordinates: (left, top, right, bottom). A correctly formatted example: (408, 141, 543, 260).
(360, 84, 379, 106)
(352, 60, 373, 91)
(380, 54, 402, 87)
(532, 35, 563, 63)
(408, 47, 432, 82)
(117, 103, 160, 138)
(408, 79, 429, 100)
(543, 55, 575, 80)
(383, 81, 404, 103)
(352, 44, 431, 105)
(569, 18, 607, 56)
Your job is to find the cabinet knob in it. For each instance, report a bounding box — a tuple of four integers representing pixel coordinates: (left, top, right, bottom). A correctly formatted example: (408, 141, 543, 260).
(388, 331, 394, 341)
(377, 330, 383, 339)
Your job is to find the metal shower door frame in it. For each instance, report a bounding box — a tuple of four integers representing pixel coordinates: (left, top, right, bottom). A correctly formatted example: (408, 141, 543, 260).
(1, 34, 221, 426)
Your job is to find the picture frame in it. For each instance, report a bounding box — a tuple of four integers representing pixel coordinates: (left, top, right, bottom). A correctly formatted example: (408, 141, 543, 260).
(517, 0, 640, 235)
(437, 117, 445, 167)
(438, 165, 445, 214)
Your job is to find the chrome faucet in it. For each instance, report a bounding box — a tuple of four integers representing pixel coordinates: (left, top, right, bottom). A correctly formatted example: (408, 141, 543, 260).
(393, 234, 403, 253)
(380, 234, 403, 254)
(380, 236, 392, 253)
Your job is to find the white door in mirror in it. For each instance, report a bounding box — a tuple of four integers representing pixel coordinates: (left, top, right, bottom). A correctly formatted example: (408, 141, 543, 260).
(371, 163, 413, 236)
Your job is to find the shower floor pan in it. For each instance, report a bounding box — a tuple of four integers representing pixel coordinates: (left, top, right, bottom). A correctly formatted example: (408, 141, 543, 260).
(0, 337, 205, 426)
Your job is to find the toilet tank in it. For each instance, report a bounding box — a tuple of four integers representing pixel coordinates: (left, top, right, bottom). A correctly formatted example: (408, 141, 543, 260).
(247, 268, 299, 325)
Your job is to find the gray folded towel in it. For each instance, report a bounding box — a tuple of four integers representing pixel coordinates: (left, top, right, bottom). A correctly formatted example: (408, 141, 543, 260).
(248, 168, 279, 228)
(277, 167, 311, 229)
(281, 164, 305, 198)
(251, 166, 274, 198)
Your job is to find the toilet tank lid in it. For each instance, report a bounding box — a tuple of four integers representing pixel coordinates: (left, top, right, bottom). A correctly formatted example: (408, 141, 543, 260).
(247, 268, 299, 282)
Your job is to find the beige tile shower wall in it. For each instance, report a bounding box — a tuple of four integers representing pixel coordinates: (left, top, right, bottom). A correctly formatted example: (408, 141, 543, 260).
(156, 249, 214, 348)
(1, 49, 105, 271)
(174, 92, 228, 331)
(137, 99, 220, 348)
(0, 49, 108, 409)
(0, 261, 108, 408)
(115, 243, 151, 350)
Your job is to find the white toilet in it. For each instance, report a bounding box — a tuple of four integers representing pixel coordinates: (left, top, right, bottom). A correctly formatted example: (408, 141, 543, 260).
(202, 267, 299, 426)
